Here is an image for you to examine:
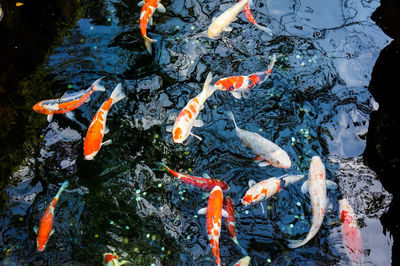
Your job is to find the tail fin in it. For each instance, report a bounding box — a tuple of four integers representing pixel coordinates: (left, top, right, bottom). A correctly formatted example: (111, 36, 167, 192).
(144, 35, 157, 55)
(255, 24, 273, 36)
(152, 162, 170, 172)
(254, 53, 276, 83)
(268, 53, 277, 71)
(226, 111, 238, 129)
(232, 237, 248, 256)
(202, 72, 216, 98)
(110, 83, 126, 105)
(55, 180, 69, 199)
(92, 77, 106, 92)
(287, 238, 307, 249)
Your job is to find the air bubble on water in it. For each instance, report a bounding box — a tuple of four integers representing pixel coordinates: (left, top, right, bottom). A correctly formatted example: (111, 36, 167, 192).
(90, 26, 94, 30)
(267, 205, 272, 210)
(110, 220, 114, 225)
(267, 258, 272, 263)
(126, 226, 130, 230)
(152, 235, 157, 240)
(143, 192, 147, 196)
(134, 247, 139, 252)
(291, 137, 296, 142)
(161, 247, 165, 251)
(296, 55, 301, 59)
(259, 128, 263, 132)
(290, 224, 294, 228)
(245, 210, 249, 214)
(191, 26, 195, 30)
(158, 183, 162, 188)
(301, 62, 306, 66)
(296, 202, 301, 207)
(94, 234, 99, 238)
(187, 235, 191, 240)
(188, 168, 192, 172)
(136, 189, 141, 194)
(146, 234, 150, 238)
(68, 84, 73, 89)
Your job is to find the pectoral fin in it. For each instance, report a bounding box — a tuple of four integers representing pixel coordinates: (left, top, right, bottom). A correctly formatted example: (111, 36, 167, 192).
(224, 26, 233, 32)
(202, 173, 211, 179)
(65, 111, 75, 120)
(248, 180, 256, 188)
(157, 3, 166, 13)
(301, 180, 309, 193)
(50, 228, 55, 236)
(149, 17, 153, 26)
(198, 207, 207, 215)
(104, 126, 110, 134)
(34, 225, 38, 234)
(193, 119, 204, 127)
(166, 125, 173, 132)
(47, 114, 54, 122)
(231, 91, 242, 99)
(85, 96, 91, 103)
(326, 180, 337, 189)
(138, 1, 144, 6)
(258, 161, 270, 167)
(101, 139, 112, 146)
(222, 209, 229, 218)
(190, 132, 203, 141)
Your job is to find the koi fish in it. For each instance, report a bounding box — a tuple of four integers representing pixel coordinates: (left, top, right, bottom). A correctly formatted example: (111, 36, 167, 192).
(227, 111, 291, 168)
(34, 180, 69, 251)
(198, 186, 229, 266)
(103, 252, 128, 266)
(138, 0, 166, 54)
(153, 162, 229, 191)
(234, 256, 251, 266)
(339, 198, 363, 265)
(241, 0, 273, 35)
(169, 72, 215, 143)
(208, 0, 249, 39)
(224, 197, 247, 255)
(241, 174, 304, 211)
(288, 156, 337, 248)
(32, 77, 106, 122)
(83, 83, 126, 160)
(214, 54, 276, 99)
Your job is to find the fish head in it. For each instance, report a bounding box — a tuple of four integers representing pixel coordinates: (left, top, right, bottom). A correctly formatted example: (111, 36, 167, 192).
(270, 150, 291, 168)
(37, 239, 46, 252)
(32, 101, 51, 115)
(84, 151, 98, 160)
(309, 156, 325, 179)
(103, 253, 119, 265)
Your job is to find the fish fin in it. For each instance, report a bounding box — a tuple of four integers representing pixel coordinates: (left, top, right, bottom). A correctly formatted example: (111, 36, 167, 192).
(152, 162, 170, 172)
(104, 126, 110, 134)
(326, 180, 337, 190)
(198, 207, 207, 215)
(149, 17, 153, 26)
(258, 161, 270, 167)
(190, 132, 203, 141)
(193, 119, 204, 127)
(212, 17, 216, 22)
(47, 114, 54, 122)
(202, 173, 211, 179)
(254, 155, 264, 162)
(34, 225, 38, 234)
(85, 96, 91, 102)
(248, 180, 256, 187)
(65, 111, 75, 120)
(92, 77, 106, 91)
(287, 239, 306, 249)
(222, 209, 229, 218)
(226, 110, 238, 129)
(301, 180, 309, 193)
(242, 91, 250, 99)
(60, 92, 68, 99)
(145, 39, 152, 54)
(224, 26, 233, 32)
(138, 1, 144, 6)
(202, 72, 216, 98)
(157, 3, 166, 13)
(166, 125, 173, 132)
(260, 201, 265, 213)
(110, 83, 126, 105)
(101, 139, 113, 146)
(50, 228, 55, 236)
(255, 24, 273, 36)
(231, 91, 242, 99)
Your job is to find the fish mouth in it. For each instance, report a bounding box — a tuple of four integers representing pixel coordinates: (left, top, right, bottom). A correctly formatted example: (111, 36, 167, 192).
(84, 152, 97, 160)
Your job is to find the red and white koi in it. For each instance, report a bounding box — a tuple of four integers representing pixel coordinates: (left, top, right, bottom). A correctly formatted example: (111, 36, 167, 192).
(288, 156, 337, 248)
(214, 54, 276, 99)
(32, 77, 106, 122)
(154, 162, 229, 191)
(170, 72, 215, 143)
(83, 83, 126, 160)
(198, 186, 229, 266)
(339, 198, 363, 265)
(234, 256, 251, 266)
(241, 174, 304, 211)
(103, 252, 128, 266)
(224, 196, 247, 255)
(34, 180, 69, 252)
(138, 0, 166, 54)
(241, 0, 273, 35)
(208, 0, 249, 38)
(227, 111, 291, 168)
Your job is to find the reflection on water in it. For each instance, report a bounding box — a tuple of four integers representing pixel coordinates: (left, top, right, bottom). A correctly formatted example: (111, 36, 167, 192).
(0, 0, 394, 264)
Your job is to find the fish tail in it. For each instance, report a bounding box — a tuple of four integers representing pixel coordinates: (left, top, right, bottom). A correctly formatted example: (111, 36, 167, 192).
(144, 35, 157, 55)
(287, 238, 308, 249)
(282, 174, 305, 185)
(55, 180, 69, 199)
(226, 111, 238, 129)
(268, 53, 277, 71)
(110, 83, 126, 105)
(92, 77, 106, 92)
(255, 23, 273, 36)
(152, 162, 170, 172)
(202, 72, 216, 98)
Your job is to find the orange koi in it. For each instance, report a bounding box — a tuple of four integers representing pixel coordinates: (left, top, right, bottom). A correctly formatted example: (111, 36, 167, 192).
(339, 198, 363, 265)
(241, 0, 273, 35)
(34, 180, 69, 252)
(32, 77, 106, 122)
(169, 72, 215, 143)
(83, 83, 126, 160)
(214, 54, 276, 99)
(103, 252, 128, 265)
(153, 162, 230, 191)
(198, 186, 229, 266)
(224, 197, 247, 255)
(138, 0, 166, 54)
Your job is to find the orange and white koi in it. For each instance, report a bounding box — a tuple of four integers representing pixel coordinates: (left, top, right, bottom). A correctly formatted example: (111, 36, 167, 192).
(241, 0, 273, 35)
(241, 174, 304, 211)
(224, 196, 247, 255)
(227, 111, 291, 168)
(32, 77, 106, 122)
(170, 72, 215, 143)
(288, 156, 337, 248)
(198, 186, 229, 266)
(83, 83, 126, 160)
(339, 198, 363, 265)
(154, 162, 230, 191)
(214, 54, 276, 99)
(234, 256, 251, 266)
(103, 252, 128, 266)
(208, 0, 249, 38)
(34, 180, 69, 252)
(138, 0, 166, 54)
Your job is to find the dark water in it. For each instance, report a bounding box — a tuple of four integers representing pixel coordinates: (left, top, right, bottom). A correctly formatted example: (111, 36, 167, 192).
(0, 0, 395, 265)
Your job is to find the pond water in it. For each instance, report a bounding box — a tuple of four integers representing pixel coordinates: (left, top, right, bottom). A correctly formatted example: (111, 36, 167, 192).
(0, 0, 395, 265)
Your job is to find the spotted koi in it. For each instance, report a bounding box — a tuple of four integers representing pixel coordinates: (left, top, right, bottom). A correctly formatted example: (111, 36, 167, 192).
(198, 186, 229, 266)
(288, 156, 337, 248)
(241, 0, 273, 35)
(339, 198, 363, 265)
(103, 252, 128, 266)
(214, 54, 276, 99)
(138, 0, 166, 54)
(154, 162, 229, 191)
(83, 83, 126, 160)
(34, 180, 69, 252)
(32, 77, 106, 122)
(170, 72, 215, 143)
